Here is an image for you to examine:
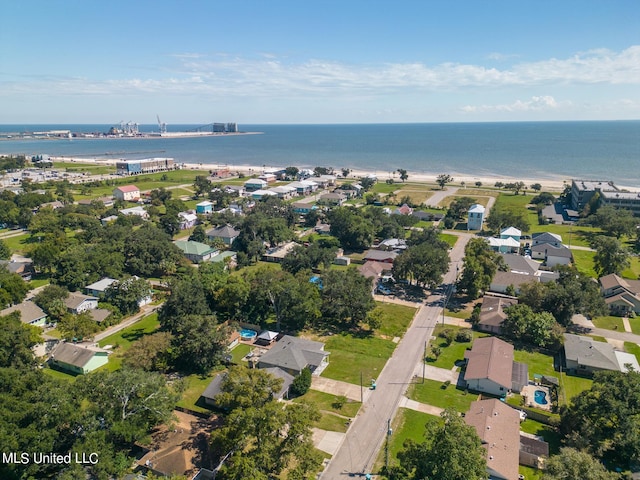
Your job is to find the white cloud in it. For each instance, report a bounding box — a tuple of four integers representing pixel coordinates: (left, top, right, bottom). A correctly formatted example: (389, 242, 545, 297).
(461, 95, 565, 113)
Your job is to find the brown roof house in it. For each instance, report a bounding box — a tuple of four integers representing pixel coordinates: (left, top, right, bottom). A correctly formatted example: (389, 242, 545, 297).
(477, 295, 518, 335)
(64, 292, 99, 314)
(257, 335, 329, 377)
(465, 399, 521, 480)
(0, 301, 47, 327)
(49, 343, 109, 375)
(464, 337, 528, 396)
(599, 273, 640, 316)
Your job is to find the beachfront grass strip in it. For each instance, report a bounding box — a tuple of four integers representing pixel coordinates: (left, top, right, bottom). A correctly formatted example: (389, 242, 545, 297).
(54, 162, 116, 175)
(379, 408, 435, 470)
(408, 379, 478, 412)
(176, 370, 224, 414)
(592, 315, 625, 331)
(320, 334, 396, 385)
(427, 325, 486, 369)
(456, 188, 500, 197)
(375, 302, 417, 338)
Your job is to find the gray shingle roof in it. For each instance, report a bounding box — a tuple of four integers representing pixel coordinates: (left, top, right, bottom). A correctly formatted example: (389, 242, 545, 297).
(51, 343, 101, 368)
(0, 301, 46, 324)
(258, 335, 328, 374)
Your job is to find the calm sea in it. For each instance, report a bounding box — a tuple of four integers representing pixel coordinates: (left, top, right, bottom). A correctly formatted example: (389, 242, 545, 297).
(0, 122, 638, 186)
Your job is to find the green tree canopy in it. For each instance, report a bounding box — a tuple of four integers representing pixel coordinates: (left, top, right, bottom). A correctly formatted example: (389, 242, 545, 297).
(592, 235, 631, 277)
(591, 205, 637, 238)
(542, 448, 620, 480)
(320, 268, 375, 330)
(396, 408, 487, 480)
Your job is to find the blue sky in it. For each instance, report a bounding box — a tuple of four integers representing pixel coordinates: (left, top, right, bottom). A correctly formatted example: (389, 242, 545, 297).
(1, 0, 639, 124)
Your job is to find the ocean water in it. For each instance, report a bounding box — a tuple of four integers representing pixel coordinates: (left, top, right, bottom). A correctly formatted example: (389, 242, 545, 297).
(0, 121, 638, 186)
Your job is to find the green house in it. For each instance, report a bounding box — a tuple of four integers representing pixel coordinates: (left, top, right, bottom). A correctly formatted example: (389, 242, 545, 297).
(174, 240, 219, 264)
(50, 343, 109, 375)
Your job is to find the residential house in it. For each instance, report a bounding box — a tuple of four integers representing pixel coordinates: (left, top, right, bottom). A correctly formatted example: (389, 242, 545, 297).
(339, 183, 363, 198)
(486, 237, 520, 253)
(477, 295, 518, 335)
(532, 232, 563, 248)
(100, 215, 118, 225)
(599, 273, 640, 315)
(257, 335, 329, 376)
(499, 253, 539, 276)
(195, 201, 213, 214)
(258, 173, 277, 183)
(269, 185, 297, 200)
(38, 200, 64, 211)
(292, 202, 318, 215)
(120, 206, 149, 219)
(394, 203, 413, 216)
(489, 271, 539, 295)
(77, 196, 114, 208)
(85, 277, 117, 297)
(465, 399, 521, 480)
(206, 224, 240, 245)
(0, 301, 47, 327)
(314, 223, 331, 235)
(64, 292, 99, 314)
(174, 240, 219, 264)
(251, 189, 277, 201)
(316, 174, 337, 187)
(530, 243, 573, 267)
(334, 256, 351, 266)
(519, 434, 550, 470)
(244, 178, 268, 192)
(49, 343, 108, 374)
(464, 337, 528, 396)
(563, 333, 640, 375)
(224, 185, 245, 197)
(288, 180, 318, 196)
(88, 309, 112, 323)
(318, 192, 347, 206)
(113, 185, 140, 202)
(0, 259, 34, 281)
(363, 250, 398, 263)
(467, 204, 485, 230)
(210, 251, 237, 267)
(358, 261, 392, 281)
(377, 238, 407, 251)
(201, 368, 293, 407)
(262, 242, 297, 263)
(500, 226, 522, 243)
(178, 211, 198, 230)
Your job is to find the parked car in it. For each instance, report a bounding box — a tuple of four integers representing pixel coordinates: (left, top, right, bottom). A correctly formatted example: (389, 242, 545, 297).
(377, 284, 392, 295)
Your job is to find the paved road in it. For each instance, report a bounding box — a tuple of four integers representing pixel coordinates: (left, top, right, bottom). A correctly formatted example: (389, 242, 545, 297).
(424, 186, 459, 207)
(320, 232, 472, 478)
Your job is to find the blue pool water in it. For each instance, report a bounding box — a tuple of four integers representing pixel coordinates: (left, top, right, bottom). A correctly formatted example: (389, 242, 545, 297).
(240, 329, 257, 340)
(534, 390, 548, 405)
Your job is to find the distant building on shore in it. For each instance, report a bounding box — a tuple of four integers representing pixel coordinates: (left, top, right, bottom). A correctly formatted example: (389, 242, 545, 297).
(571, 179, 640, 216)
(116, 158, 175, 175)
(467, 204, 485, 230)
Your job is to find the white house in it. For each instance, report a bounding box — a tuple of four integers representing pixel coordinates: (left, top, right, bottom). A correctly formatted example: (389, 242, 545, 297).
(64, 292, 99, 314)
(113, 185, 140, 202)
(467, 204, 485, 230)
(178, 211, 198, 230)
(120, 206, 148, 219)
(244, 178, 268, 192)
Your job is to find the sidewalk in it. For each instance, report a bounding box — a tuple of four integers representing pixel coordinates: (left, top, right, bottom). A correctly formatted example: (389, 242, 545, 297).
(311, 376, 371, 402)
(398, 396, 443, 416)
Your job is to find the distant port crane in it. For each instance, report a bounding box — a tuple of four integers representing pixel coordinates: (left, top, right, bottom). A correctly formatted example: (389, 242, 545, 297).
(156, 115, 167, 134)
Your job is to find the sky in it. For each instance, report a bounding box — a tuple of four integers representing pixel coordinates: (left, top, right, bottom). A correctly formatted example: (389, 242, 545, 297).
(1, 0, 639, 124)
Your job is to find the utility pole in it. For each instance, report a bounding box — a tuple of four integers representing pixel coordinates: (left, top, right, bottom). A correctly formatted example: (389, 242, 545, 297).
(360, 371, 363, 403)
(423, 340, 426, 383)
(385, 418, 392, 471)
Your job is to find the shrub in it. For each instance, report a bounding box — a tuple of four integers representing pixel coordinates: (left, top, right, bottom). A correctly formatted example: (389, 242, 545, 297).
(441, 380, 451, 389)
(455, 329, 473, 343)
(289, 367, 312, 397)
(439, 328, 455, 346)
(332, 395, 347, 410)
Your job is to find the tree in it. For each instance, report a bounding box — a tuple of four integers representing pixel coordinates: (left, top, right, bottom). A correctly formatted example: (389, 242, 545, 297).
(456, 238, 500, 299)
(170, 314, 230, 373)
(397, 168, 408, 182)
(397, 408, 487, 480)
(531, 192, 556, 206)
(502, 304, 562, 348)
(328, 207, 375, 251)
(122, 332, 172, 371)
(0, 240, 10, 260)
(58, 311, 100, 341)
(359, 176, 377, 191)
(475, 181, 482, 188)
(531, 183, 542, 192)
(77, 367, 179, 443)
(486, 208, 530, 232)
(105, 276, 153, 316)
(0, 312, 41, 368)
(34, 284, 69, 321)
(290, 368, 312, 397)
(313, 166, 331, 176)
(560, 370, 640, 470)
(341, 168, 350, 178)
(210, 370, 321, 480)
(193, 175, 213, 198)
(592, 235, 631, 276)
(543, 448, 620, 480)
(124, 224, 182, 277)
(592, 205, 636, 238)
(189, 224, 206, 243)
(436, 174, 453, 190)
(320, 268, 375, 330)
(285, 166, 299, 179)
(0, 267, 29, 308)
(512, 181, 526, 195)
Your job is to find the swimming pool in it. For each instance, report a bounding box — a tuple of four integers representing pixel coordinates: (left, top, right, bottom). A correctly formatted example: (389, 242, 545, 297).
(240, 329, 257, 341)
(534, 389, 548, 405)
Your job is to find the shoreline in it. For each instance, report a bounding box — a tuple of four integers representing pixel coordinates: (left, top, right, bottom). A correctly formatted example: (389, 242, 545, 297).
(49, 156, 570, 191)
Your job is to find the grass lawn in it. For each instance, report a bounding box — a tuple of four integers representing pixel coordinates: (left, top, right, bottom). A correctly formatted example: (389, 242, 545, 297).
(413, 220, 433, 229)
(408, 379, 479, 412)
(378, 408, 435, 470)
(372, 182, 404, 194)
(294, 390, 361, 433)
(53, 161, 116, 175)
(530, 224, 601, 249)
(375, 302, 417, 338)
(427, 325, 484, 369)
(230, 343, 252, 364)
(628, 318, 640, 335)
(43, 366, 77, 381)
(176, 369, 224, 414)
(592, 315, 625, 331)
(439, 233, 458, 247)
(321, 334, 396, 384)
(97, 313, 160, 371)
(2, 233, 32, 255)
(520, 418, 562, 454)
(519, 465, 544, 480)
(571, 249, 597, 278)
(439, 195, 490, 209)
(400, 189, 433, 205)
(624, 342, 640, 360)
(621, 256, 640, 280)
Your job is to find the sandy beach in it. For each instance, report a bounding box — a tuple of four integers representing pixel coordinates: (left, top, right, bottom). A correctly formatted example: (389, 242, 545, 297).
(51, 156, 570, 191)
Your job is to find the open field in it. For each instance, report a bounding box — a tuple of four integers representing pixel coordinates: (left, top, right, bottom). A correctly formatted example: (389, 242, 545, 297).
(375, 302, 418, 338)
(377, 407, 435, 471)
(408, 379, 479, 412)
